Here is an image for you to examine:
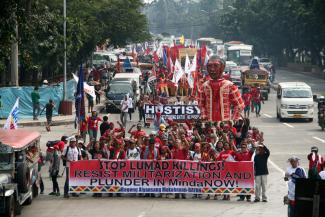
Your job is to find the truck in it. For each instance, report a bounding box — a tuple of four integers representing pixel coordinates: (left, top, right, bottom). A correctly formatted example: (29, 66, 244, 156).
(0, 129, 41, 217)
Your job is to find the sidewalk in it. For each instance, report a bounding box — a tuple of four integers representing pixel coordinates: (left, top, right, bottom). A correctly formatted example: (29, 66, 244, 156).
(280, 67, 325, 80)
(0, 101, 106, 127)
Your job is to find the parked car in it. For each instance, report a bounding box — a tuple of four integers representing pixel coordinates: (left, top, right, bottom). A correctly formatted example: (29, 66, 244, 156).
(105, 83, 134, 113)
(230, 67, 242, 88)
(0, 129, 41, 217)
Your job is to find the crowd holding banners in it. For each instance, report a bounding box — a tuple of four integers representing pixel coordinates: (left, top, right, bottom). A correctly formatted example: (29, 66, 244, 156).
(51, 42, 274, 202)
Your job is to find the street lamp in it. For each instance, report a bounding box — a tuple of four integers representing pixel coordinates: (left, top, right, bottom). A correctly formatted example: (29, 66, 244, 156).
(63, 0, 67, 100)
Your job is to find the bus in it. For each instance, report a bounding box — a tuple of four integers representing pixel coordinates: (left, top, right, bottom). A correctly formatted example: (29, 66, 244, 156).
(227, 44, 253, 66)
(196, 37, 223, 48)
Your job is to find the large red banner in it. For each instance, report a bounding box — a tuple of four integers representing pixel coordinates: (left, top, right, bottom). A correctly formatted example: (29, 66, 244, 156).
(69, 160, 254, 195)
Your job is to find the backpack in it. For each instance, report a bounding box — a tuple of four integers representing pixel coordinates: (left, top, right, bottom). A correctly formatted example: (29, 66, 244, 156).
(46, 140, 60, 148)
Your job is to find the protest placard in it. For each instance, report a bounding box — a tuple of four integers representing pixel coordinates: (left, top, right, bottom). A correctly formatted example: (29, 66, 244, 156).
(144, 104, 201, 122)
(69, 160, 254, 195)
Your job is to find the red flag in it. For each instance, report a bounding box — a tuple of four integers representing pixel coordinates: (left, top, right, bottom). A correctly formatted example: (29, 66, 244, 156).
(201, 43, 207, 67)
(153, 51, 159, 63)
(145, 47, 151, 55)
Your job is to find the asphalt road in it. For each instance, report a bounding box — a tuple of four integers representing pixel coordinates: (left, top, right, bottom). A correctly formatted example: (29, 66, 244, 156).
(18, 69, 325, 217)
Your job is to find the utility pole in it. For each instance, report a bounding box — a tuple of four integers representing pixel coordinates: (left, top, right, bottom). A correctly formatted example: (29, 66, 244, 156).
(63, 0, 67, 100)
(10, 16, 19, 86)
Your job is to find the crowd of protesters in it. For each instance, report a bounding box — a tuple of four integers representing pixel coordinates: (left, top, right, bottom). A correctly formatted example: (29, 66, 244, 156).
(47, 108, 270, 201)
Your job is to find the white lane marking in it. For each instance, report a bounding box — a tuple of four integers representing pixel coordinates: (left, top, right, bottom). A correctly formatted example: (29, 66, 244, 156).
(313, 136, 325, 143)
(263, 113, 272, 118)
(137, 212, 146, 217)
(283, 123, 294, 128)
(269, 158, 285, 174)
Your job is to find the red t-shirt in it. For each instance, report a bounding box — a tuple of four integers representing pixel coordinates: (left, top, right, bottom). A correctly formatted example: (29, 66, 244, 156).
(172, 148, 189, 160)
(130, 130, 146, 139)
(243, 93, 252, 107)
(235, 151, 253, 161)
(108, 147, 126, 160)
(57, 141, 65, 152)
(217, 150, 235, 161)
(87, 116, 102, 130)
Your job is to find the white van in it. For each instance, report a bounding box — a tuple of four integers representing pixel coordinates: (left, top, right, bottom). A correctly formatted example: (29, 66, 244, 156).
(276, 82, 314, 122)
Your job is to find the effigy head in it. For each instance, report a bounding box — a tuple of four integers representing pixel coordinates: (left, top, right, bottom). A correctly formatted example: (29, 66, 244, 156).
(207, 55, 225, 80)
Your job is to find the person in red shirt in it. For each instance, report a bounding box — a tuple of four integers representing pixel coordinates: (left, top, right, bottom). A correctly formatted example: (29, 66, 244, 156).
(216, 142, 236, 200)
(128, 123, 146, 140)
(80, 119, 88, 143)
(87, 111, 102, 141)
(235, 141, 253, 162)
(108, 139, 126, 160)
(235, 141, 254, 201)
(252, 87, 264, 117)
(160, 146, 172, 160)
(250, 86, 257, 112)
(171, 135, 189, 161)
(170, 134, 189, 200)
(307, 146, 324, 176)
(216, 142, 236, 162)
(243, 91, 252, 118)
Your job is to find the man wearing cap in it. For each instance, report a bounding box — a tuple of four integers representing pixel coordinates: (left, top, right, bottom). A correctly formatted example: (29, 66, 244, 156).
(254, 143, 270, 202)
(285, 156, 306, 217)
(126, 139, 141, 160)
(62, 137, 81, 198)
(307, 146, 324, 178)
(199, 55, 244, 122)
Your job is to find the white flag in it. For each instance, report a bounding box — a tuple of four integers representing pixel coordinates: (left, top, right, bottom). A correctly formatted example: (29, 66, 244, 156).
(190, 54, 197, 72)
(170, 57, 174, 73)
(72, 73, 96, 100)
(172, 59, 185, 84)
(187, 71, 194, 88)
(157, 44, 163, 58)
(184, 54, 191, 74)
(3, 98, 19, 129)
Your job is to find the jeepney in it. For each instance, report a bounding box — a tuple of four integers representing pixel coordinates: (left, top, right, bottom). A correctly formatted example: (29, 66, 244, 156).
(0, 129, 41, 217)
(241, 67, 270, 100)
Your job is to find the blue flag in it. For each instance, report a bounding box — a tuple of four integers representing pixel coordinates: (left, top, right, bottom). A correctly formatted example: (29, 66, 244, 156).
(75, 64, 85, 122)
(163, 47, 168, 66)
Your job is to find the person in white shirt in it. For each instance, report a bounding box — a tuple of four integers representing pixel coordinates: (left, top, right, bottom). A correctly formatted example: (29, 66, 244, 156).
(120, 95, 129, 127)
(62, 137, 81, 198)
(128, 96, 134, 121)
(126, 139, 140, 160)
(190, 143, 202, 161)
(284, 156, 306, 217)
